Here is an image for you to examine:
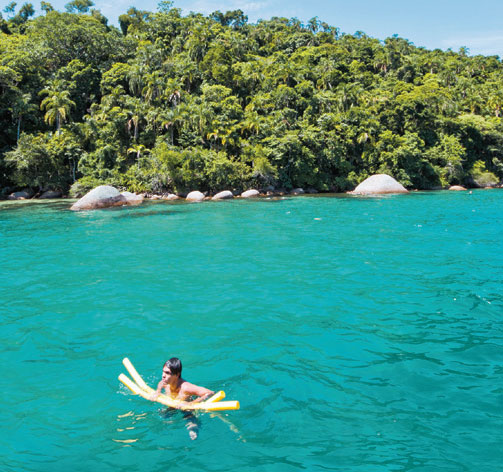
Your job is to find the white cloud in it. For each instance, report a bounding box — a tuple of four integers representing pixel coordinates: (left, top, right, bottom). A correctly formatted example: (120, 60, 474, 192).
(182, 0, 264, 13)
(441, 32, 503, 56)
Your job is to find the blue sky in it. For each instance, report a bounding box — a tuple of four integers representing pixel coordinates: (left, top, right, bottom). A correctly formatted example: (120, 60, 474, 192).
(4, 0, 503, 56)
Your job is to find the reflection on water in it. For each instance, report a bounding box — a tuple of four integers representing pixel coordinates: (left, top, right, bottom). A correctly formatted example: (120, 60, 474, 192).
(113, 411, 146, 445)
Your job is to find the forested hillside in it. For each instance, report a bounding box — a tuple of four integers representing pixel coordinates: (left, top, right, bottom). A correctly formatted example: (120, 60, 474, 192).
(1, 2, 502, 196)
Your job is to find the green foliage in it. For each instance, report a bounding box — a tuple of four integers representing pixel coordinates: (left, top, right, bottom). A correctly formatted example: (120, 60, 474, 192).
(426, 134, 466, 187)
(470, 160, 499, 187)
(5, 130, 82, 190)
(39, 87, 76, 132)
(40, 2, 54, 14)
(65, 0, 94, 14)
(1, 6, 503, 196)
(204, 151, 249, 191)
(250, 154, 278, 187)
(69, 174, 105, 197)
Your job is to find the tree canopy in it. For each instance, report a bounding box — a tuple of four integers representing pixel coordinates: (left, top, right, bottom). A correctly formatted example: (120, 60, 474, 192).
(1, 3, 502, 195)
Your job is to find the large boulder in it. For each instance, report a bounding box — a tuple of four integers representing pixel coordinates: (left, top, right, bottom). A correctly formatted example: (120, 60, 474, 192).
(262, 185, 275, 193)
(186, 191, 205, 202)
(350, 174, 408, 195)
(449, 185, 467, 191)
(212, 190, 233, 200)
(121, 191, 143, 206)
(8, 190, 33, 200)
(40, 190, 62, 199)
(290, 188, 305, 195)
(70, 185, 142, 211)
(241, 189, 260, 198)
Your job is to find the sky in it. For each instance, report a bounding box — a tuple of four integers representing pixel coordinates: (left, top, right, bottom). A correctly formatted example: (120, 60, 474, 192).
(3, 0, 503, 57)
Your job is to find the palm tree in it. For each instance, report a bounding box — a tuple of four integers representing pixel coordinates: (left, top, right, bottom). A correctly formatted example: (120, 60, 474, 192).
(39, 89, 75, 134)
(128, 63, 146, 97)
(11, 92, 36, 142)
(486, 83, 503, 117)
(240, 111, 262, 137)
(160, 105, 185, 145)
(127, 144, 149, 168)
(142, 71, 164, 104)
(125, 97, 144, 141)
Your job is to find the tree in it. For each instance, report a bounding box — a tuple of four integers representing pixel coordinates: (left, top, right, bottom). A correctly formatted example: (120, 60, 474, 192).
(27, 10, 126, 69)
(17, 2, 34, 22)
(5, 131, 83, 190)
(157, 1, 173, 13)
(160, 104, 185, 145)
(40, 2, 54, 14)
(65, 0, 94, 14)
(3, 2, 16, 18)
(127, 144, 149, 168)
(10, 92, 36, 142)
(39, 88, 76, 134)
(118, 7, 150, 35)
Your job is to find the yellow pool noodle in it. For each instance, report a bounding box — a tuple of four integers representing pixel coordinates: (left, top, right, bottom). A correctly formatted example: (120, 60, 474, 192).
(122, 357, 150, 391)
(207, 391, 226, 402)
(119, 373, 239, 411)
(118, 360, 239, 411)
(119, 373, 177, 407)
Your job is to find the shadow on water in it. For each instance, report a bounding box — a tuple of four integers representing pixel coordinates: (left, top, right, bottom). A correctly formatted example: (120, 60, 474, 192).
(0, 199, 194, 218)
(109, 205, 188, 219)
(0, 199, 74, 213)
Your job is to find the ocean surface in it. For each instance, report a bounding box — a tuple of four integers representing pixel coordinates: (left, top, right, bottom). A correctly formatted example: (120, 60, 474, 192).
(1, 190, 502, 472)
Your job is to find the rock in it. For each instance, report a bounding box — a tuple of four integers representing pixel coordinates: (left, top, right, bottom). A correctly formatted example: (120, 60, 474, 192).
(449, 185, 467, 191)
(241, 189, 260, 198)
(8, 190, 32, 200)
(121, 191, 143, 206)
(70, 185, 140, 211)
(350, 174, 408, 195)
(212, 190, 234, 200)
(306, 188, 318, 194)
(161, 193, 179, 200)
(290, 188, 305, 195)
(186, 191, 205, 202)
(39, 190, 62, 199)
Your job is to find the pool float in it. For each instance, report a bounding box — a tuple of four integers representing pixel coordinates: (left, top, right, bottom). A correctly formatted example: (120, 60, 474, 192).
(118, 357, 240, 411)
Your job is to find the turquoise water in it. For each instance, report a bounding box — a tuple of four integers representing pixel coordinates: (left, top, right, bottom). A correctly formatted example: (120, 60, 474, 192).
(1, 191, 502, 472)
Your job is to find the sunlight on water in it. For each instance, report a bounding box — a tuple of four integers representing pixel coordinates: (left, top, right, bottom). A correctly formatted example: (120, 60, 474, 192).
(1, 191, 502, 471)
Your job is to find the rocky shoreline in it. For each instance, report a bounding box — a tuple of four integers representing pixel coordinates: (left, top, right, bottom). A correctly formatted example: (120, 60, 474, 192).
(2, 173, 502, 207)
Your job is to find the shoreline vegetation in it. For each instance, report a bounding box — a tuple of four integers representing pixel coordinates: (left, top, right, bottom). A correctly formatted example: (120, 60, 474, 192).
(1, 2, 503, 201)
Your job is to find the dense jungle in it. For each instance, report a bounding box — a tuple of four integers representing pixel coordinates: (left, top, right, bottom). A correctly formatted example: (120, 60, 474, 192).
(1, 1, 502, 196)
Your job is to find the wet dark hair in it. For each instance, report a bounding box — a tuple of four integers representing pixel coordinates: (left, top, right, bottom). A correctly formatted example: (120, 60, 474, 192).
(164, 357, 182, 377)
